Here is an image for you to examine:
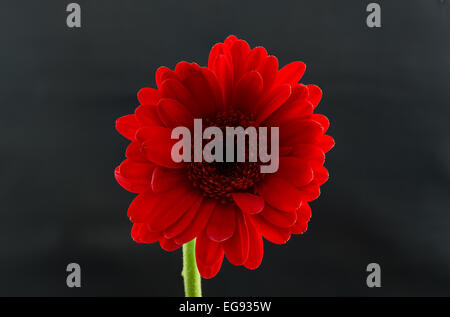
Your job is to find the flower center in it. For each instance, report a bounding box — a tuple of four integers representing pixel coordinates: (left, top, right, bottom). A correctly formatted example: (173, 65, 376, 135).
(187, 110, 263, 204)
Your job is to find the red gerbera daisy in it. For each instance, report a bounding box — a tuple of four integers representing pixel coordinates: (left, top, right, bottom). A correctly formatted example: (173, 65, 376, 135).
(115, 35, 334, 279)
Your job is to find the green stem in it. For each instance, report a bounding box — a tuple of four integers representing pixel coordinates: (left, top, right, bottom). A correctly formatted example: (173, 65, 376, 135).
(182, 239, 202, 297)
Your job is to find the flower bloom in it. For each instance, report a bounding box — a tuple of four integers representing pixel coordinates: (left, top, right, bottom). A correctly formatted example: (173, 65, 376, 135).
(115, 35, 334, 278)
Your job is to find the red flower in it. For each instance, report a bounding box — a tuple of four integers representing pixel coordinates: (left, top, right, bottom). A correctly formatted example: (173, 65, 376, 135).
(115, 35, 334, 278)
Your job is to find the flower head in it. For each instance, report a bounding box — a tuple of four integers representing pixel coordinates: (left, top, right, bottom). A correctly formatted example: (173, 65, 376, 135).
(115, 35, 334, 278)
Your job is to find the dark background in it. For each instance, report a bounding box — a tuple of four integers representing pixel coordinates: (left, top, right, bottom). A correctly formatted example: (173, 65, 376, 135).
(0, 0, 449, 296)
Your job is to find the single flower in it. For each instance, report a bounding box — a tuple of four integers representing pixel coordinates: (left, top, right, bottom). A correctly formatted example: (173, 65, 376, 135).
(115, 35, 334, 279)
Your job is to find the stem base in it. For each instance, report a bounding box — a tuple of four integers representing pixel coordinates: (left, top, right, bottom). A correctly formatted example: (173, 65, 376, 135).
(182, 239, 202, 297)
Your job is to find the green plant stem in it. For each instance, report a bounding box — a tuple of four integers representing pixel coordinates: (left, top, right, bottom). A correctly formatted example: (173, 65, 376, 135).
(182, 239, 202, 297)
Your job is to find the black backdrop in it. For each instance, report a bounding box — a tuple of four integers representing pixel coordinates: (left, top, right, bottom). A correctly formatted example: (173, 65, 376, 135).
(1, 0, 449, 296)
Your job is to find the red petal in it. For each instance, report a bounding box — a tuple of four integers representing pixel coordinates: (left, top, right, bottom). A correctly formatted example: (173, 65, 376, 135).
(130, 223, 144, 242)
(211, 54, 233, 107)
(313, 165, 329, 185)
(142, 140, 181, 168)
(119, 159, 155, 179)
(125, 142, 147, 163)
(198, 255, 224, 279)
(278, 157, 314, 187)
(245, 47, 268, 72)
(143, 187, 186, 224)
(244, 217, 264, 269)
(174, 199, 216, 245)
(201, 68, 225, 112)
(175, 61, 201, 81)
(115, 167, 145, 193)
(159, 237, 181, 251)
(179, 67, 221, 118)
(232, 193, 264, 215)
(136, 126, 183, 169)
(264, 85, 311, 126)
(206, 203, 236, 242)
(280, 146, 293, 156)
(298, 181, 321, 202)
(160, 78, 199, 116)
(131, 223, 161, 243)
(151, 167, 186, 193)
(147, 187, 199, 232)
(317, 134, 335, 153)
(260, 204, 297, 228)
(157, 98, 193, 128)
(307, 84, 322, 108)
(116, 114, 140, 141)
(135, 105, 164, 127)
(257, 174, 302, 212)
(164, 197, 203, 239)
(127, 190, 160, 223)
(250, 214, 291, 244)
(196, 231, 224, 279)
(224, 35, 238, 48)
(137, 88, 161, 106)
(208, 43, 226, 69)
(233, 71, 263, 115)
(114, 159, 155, 193)
(135, 125, 169, 143)
(289, 144, 325, 167)
(312, 114, 330, 132)
(276, 61, 306, 86)
(229, 39, 251, 84)
(291, 202, 311, 234)
(255, 84, 291, 123)
(156, 66, 176, 89)
(280, 119, 323, 146)
(223, 208, 250, 265)
(257, 56, 279, 92)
